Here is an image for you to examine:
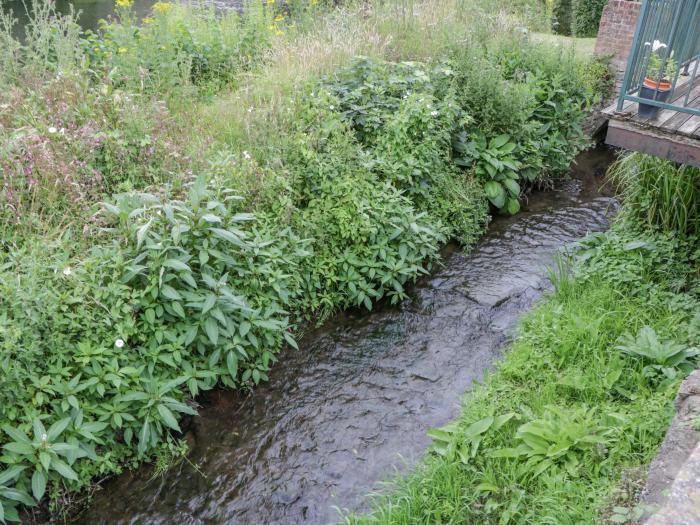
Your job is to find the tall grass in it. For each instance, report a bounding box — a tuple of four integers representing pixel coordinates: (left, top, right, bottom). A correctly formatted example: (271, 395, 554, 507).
(610, 152, 700, 238)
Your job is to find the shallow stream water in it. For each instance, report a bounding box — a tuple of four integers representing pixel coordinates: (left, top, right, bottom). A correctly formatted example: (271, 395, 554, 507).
(74, 148, 617, 525)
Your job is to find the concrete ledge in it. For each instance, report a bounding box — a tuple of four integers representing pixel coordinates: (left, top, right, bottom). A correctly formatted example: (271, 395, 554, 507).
(640, 370, 700, 524)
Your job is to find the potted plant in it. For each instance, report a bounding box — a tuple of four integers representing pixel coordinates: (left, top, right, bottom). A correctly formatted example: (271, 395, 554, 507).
(639, 40, 677, 119)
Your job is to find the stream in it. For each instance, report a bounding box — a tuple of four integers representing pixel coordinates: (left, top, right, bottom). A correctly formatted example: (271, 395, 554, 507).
(73, 148, 618, 525)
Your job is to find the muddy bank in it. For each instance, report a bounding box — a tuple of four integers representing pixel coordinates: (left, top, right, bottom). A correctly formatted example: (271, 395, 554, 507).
(72, 148, 617, 525)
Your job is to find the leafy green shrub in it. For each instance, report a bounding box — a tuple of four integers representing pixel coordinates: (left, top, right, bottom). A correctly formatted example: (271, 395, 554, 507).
(454, 132, 522, 214)
(0, 177, 306, 518)
(370, 93, 489, 241)
(447, 47, 536, 136)
(326, 57, 444, 145)
(101, 177, 303, 391)
(572, 0, 607, 38)
(282, 92, 446, 316)
(552, 0, 573, 36)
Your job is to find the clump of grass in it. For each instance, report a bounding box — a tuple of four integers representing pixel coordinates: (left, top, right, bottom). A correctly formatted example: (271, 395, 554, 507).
(610, 152, 700, 238)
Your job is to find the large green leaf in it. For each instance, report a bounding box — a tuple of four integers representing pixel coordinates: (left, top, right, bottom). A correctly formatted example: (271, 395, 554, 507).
(484, 181, 506, 209)
(502, 178, 520, 197)
(490, 134, 511, 149)
(31, 470, 46, 501)
(204, 318, 219, 345)
(156, 405, 180, 432)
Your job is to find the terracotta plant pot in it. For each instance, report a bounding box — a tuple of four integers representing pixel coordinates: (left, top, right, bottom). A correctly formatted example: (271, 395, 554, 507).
(639, 77, 673, 119)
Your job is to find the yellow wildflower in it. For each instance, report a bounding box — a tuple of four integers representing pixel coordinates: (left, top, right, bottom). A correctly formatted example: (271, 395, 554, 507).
(115, 0, 133, 8)
(143, 17, 154, 24)
(274, 14, 285, 22)
(153, 2, 173, 13)
(275, 29, 284, 36)
(266, 0, 275, 4)
(118, 47, 128, 54)
(310, 0, 318, 5)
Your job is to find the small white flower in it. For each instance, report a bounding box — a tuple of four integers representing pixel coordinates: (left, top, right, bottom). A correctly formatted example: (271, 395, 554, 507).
(243, 151, 251, 160)
(329, 105, 335, 110)
(62, 266, 72, 276)
(115, 339, 125, 348)
(247, 107, 253, 113)
(430, 111, 439, 117)
(48, 126, 57, 134)
(653, 40, 667, 51)
(645, 40, 668, 51)
(41, 433, 48, 442)
(59, 128, 66, 135)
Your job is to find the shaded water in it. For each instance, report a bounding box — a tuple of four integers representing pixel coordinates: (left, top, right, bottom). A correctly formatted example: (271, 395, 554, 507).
(3, 0, 156, 36)
(3, 0, 238, 39)
(74, 148, 617, 525)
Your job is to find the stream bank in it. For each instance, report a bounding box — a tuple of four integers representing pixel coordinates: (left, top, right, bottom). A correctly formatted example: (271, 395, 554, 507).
(73, 147, 617, 525)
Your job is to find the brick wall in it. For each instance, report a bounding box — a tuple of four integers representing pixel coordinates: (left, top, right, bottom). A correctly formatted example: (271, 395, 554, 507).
(595, 0, 642, 71)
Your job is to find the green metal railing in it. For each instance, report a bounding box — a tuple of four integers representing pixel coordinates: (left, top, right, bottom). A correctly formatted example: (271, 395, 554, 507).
(617, 0, 700, 116)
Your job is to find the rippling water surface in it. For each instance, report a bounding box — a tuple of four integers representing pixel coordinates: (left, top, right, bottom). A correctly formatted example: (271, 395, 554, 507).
(75, 148, 617, 525)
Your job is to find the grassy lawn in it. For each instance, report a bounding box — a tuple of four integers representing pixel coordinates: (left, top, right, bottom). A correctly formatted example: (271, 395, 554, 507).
(531, 32, 597, 57)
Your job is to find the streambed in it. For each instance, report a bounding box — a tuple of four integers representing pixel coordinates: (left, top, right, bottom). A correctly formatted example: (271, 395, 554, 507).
(74, 148, 617, 525)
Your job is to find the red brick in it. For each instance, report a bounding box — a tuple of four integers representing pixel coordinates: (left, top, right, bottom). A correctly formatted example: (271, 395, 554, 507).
(595, 0, 641, 62)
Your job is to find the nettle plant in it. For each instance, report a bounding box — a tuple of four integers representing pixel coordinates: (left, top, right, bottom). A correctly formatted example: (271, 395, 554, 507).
(102, 176, 303, 393)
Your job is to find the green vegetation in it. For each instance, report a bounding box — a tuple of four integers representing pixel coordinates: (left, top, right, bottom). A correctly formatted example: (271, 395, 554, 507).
(572, 0, 607, 38)
(551, 0, 605, 37)
(552, 0, 573, 36)
(0, 0, 610, 520)
(344, 154, 700, 524)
